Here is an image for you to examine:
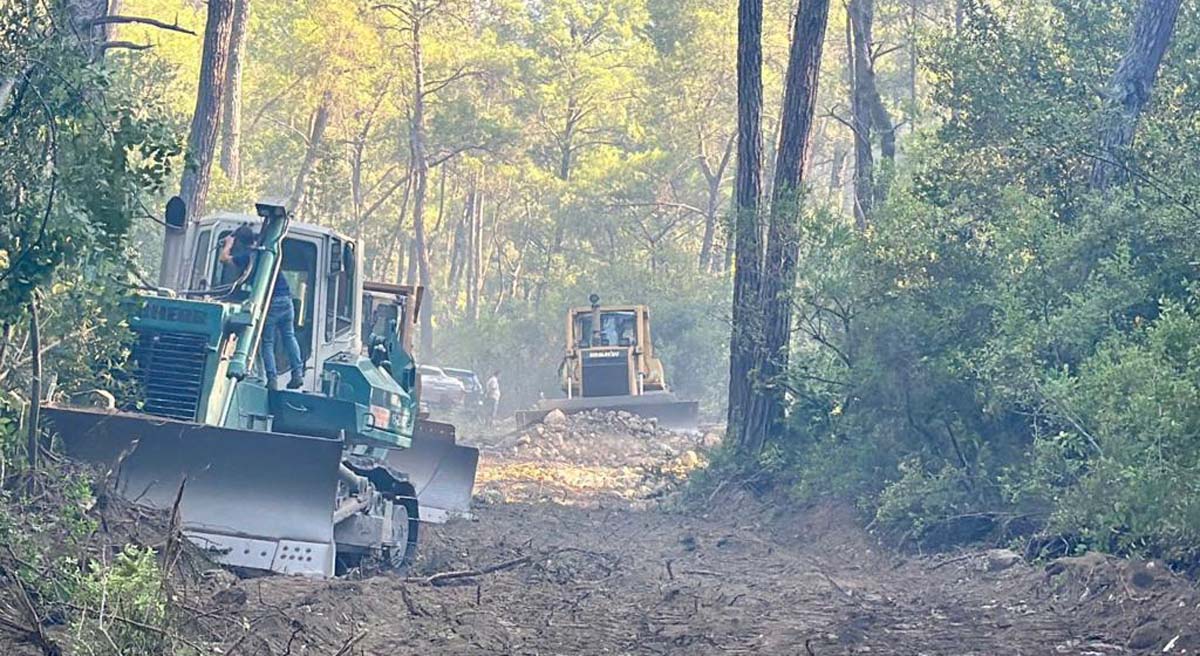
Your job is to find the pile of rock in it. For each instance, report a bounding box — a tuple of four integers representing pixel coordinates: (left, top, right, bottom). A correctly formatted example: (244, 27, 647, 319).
(496, 407, 713, 466)
(564, 408, 669, 438)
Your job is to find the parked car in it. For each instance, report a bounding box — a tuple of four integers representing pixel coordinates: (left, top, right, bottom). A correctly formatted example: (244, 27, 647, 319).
(417, 365, 466, 408)
(442, 367, 484, 409)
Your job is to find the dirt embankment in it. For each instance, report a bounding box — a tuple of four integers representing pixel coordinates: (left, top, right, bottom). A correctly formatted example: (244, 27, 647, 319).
(10, 411, 1200, 655)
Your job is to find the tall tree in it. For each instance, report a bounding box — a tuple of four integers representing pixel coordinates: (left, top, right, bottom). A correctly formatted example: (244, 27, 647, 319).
(849, 0, 875, 228)
(219, 0, 250, 184)
(408, 1, 436, 356)
(288, 90, 332, 217)
(165, 0, 235, 288)
(727, 0, 766, 448)
(742, 0, 832, 451)
(1090, 0, 1183, 190)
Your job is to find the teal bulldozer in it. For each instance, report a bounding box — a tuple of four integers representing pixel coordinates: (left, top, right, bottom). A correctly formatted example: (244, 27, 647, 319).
(45, 201, 478, 577)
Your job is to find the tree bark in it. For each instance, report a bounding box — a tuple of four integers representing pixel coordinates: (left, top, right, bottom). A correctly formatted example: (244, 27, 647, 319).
(410, 13, 434, 356)
(219, 0, 250, 184)
(64, 0, 112, 61)
(391, 173, 413, 284)
(726, 0, 766, 448)
(742, 0, 832, 451)
(168, 0, 234, 287)
(698, 133, 735, 272)
(26, 301, 41, 479)
(849, 0, 875, 229)
(288, 90, 332, 216)
(1090, 0, 1183, 190)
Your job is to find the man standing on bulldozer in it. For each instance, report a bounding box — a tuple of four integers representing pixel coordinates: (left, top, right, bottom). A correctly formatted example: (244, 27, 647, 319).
(221, 225, 305, 390)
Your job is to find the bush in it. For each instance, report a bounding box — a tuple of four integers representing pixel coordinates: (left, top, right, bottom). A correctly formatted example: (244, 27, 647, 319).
(71, 545, 171, 656)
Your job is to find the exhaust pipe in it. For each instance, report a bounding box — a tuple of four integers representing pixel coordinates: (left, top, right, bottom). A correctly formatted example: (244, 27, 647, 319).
(589, 293, 601, 347)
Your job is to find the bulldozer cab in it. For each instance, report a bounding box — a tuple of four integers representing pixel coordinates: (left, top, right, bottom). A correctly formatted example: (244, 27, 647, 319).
(564, 300, 665, 398)
(572, 309, 641, 349)
(184, 213, 362, 393)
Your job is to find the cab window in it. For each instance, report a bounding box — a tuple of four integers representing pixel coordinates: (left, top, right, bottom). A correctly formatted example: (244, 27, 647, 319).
(189, 229, 211, 289)
(325, 241, 356, 340)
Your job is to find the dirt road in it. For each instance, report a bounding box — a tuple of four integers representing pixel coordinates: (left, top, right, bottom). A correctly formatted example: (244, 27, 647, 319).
(190, 416, 1200, 655)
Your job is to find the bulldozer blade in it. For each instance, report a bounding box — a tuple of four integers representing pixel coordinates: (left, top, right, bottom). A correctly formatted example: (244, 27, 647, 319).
(45, 405, 343, 577)
(515, 394, 700, 432)
(384, 419, 478, 524)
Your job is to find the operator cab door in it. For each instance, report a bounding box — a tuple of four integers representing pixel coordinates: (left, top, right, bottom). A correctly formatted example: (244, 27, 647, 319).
(310, 235, 362, 390)
(189, 218, 323, 390)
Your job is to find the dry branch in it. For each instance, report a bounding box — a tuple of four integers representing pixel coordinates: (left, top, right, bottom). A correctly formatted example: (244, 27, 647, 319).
(417, 554, 532, 586)
(87, 15, 197, 36)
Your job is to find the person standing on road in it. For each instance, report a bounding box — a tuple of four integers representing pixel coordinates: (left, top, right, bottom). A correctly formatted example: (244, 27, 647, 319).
(485, 370, 501, 427)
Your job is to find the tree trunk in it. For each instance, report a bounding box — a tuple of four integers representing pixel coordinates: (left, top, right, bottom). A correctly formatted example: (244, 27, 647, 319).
(726, 0, 766, 448)
(849, 0, 875, 229)
(448, 186, 471, 306)
(168, 0, 234, 287)
(1090, 0, 1183, 190)
(391, 173, 413, 284)
(64, 0, 112, 61)
(742, 0, 832, 451)
(410, 15, 434, 357)
(219, 0, 250, 184)
(908, 0, 918, 126)
(471, 189, 485, 321)
(698, 133, 735, 272)
(288, 90, 332, 216)
(463, 183, 478, 318)
(26, 300, 40, 475)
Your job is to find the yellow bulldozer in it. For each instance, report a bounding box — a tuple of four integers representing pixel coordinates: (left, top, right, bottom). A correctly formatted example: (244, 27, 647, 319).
(516, 295, 699, 430)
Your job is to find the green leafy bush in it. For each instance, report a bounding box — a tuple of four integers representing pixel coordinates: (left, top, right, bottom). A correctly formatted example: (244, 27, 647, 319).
(71, 546, 170, 656)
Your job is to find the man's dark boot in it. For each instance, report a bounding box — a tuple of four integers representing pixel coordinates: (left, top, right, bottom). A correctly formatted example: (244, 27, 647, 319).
(267, 376, 279, 391)
(286, 370, 304, 389)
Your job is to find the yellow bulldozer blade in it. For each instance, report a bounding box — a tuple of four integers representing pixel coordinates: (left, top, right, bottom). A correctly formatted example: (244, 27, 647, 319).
(384, 419, 479, 523)
(515, 393, 700, 432)
(45, 406, 344, 577)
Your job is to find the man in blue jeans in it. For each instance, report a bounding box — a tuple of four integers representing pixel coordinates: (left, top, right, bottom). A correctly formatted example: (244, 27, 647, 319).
(221, 225, 305, 390)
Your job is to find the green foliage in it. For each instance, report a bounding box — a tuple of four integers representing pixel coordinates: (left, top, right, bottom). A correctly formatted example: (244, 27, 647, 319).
(770, 0, 1200, 561)
(71, 545, 171, 656)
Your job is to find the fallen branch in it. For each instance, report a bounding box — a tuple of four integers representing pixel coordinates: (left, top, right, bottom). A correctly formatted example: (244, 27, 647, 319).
(415, 554, 532, 587)
(333, 630, 367, 656)
(927, 552, 979, 571)
(399, 586, 427, 617)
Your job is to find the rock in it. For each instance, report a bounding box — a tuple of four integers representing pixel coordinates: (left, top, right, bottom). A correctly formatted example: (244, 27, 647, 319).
(213, 585, 248, 607)
(985, 548, 1022, 572)
(1128, 621, 1172, 650)
(477, 488, 505, 505)
(676, 450, 701, 469)
(533, 425, 546, 436)
(544, 409, 568, 426)
(701, 432, 723, 448)
(201, 568, 238, 588)
(516, 434, 532, 447)
(1128, 561, 1161, 590)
